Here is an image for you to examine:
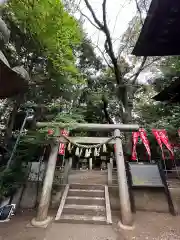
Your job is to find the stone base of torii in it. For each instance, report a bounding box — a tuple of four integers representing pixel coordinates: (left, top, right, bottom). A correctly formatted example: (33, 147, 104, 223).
(31, 123, 139, 229)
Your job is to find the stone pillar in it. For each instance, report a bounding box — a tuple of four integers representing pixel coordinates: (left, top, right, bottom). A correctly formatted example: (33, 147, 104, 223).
(89, 158, 92, 170)
(110, 157, 113, 168)
(69, 157, 72, 169)
(114, 129, 133, 228)
(107, 163, 112, 185)
(64, 157, 72, 184)
(31, 142, 59, 227)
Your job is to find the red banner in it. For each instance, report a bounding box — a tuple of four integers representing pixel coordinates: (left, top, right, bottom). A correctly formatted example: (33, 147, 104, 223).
(152, 129, 174, 160)
(139, 128, 151, 160)
(178, 129, 180, 138)
(131, 132, 140, 160)
(59, 129, 69, 156)
(159, 130, 174, 160)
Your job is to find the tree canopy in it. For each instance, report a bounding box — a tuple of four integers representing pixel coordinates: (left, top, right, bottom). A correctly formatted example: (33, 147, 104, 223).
(6, 0, 82, 73)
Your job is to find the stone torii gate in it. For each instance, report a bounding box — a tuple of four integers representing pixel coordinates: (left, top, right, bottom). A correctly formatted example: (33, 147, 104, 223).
(32, 123, 139, 229)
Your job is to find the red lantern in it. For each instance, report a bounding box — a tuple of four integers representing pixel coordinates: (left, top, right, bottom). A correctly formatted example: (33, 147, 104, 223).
(48, 129, 54, 135)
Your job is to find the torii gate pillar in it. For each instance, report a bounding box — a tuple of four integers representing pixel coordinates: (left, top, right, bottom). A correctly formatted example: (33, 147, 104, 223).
(31, 141, 59, 228)
(114, 129, 133, 229)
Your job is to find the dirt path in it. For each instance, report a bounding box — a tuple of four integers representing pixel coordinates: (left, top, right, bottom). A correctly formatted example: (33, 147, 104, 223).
(46, 223, 118, 240)
(0, 210, 118, 240)
(113, 212, 180, 240)
(1, 210, 180, 240)
(0, 211, 46, 240)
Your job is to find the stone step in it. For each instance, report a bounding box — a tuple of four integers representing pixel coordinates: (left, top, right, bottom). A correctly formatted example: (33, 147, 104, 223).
(70, 184, 104, 191)
(58, 214, 107, 225)
(112, 176, 117, 179)
(112, 173, 117, 177)
(68, 189, 104, 198)
(70, 170, 107, 175)
(112, 178, 130, 185)
(66, 196, 105, 205)
(112, 180, 118, 185)
(63, 204, 106, 216)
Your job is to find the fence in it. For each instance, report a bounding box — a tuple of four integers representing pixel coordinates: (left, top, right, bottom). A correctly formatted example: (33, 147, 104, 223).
(28, 162, 67, 185)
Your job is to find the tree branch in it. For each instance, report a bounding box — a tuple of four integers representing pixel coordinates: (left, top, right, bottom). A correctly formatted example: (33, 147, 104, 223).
(132, 56, 147, 85)
(141, 0, 148, 13)
(84, 0, 104, 30)
(134, 0, 144, 26)
(93, 43, 113, 70)
(129, 57, 161, 81)
(118, 19, 137, 55)
(83, 0, 122, 85)
(102, 0, 107, 28)
(79, 9, 101, 30)
(102, 0, 117, 68)
(101, 0, 122, 84)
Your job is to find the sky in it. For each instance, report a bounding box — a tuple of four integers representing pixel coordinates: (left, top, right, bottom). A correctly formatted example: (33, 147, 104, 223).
(76, 0, 137, 55)
(0, 0, 7, 4)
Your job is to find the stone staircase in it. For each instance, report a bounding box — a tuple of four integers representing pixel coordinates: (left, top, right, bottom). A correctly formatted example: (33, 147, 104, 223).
(112, 169, 118, 185)
(55, 184, 112, 225)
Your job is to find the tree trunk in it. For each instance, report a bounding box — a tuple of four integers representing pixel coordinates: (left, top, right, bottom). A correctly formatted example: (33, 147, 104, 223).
(31, 105, 45, 130)
(116, 86, 134, 160)
(124, 106, 133, 158)
(4, 97, 21, 146)
(122, 87, 135, 160)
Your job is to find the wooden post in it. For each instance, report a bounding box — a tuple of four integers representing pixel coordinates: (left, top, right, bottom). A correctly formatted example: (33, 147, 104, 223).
(107, 163, 112, 185)
(114, 129, 133, 228)
(89, 158, 92, 170)
(31, 142, 58, 227)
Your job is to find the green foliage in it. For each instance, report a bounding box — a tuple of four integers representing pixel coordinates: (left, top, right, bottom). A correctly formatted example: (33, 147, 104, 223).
(0, 166, 27, 200)
(120, 16, 142, 55)
(134, 85, 180, 133)
(55, 111, 85, 125)
(76, 37, 103, 74)
(6, 0, 82, 73)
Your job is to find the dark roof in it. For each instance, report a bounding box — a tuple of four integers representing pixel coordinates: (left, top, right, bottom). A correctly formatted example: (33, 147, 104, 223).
(132, 0, 180, 56)
(0, 51, 29, 99)
(153, 78, 180, 103)
(0, 17, 29, 99)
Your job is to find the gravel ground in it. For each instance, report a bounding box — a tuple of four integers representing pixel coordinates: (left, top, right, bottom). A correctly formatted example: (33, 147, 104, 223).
(0, 210, 180, 240)
(46, 223, 118, 240)
(113, 211, 180, 240)
(0, 210, 46, 240)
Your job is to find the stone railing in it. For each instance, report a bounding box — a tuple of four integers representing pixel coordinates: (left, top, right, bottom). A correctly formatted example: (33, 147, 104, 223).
(54, 158, 72, 185)
(107, 162, 113, 185)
